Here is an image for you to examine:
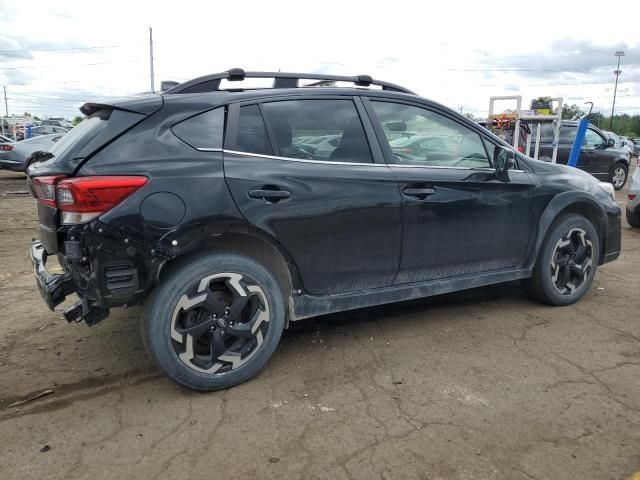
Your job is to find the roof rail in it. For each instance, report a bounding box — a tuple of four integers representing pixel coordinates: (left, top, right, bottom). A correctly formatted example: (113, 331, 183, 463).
(163, 68, 415, 95)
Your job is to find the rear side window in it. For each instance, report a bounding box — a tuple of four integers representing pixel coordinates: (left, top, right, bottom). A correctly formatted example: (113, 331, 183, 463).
(261, 99, 373, 163)
(172, 107, 224, 150)
(235, 105, 273, 155)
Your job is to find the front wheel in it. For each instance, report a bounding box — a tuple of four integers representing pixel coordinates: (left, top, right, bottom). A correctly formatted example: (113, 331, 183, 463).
(610, 163, 628, 190)
(143, 253, 285, 391)
(523, 214, 600, 306)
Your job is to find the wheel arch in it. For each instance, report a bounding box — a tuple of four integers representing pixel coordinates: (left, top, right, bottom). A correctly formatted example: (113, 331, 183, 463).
(530, 192, 607, 268)
(158, 223, 303, 323)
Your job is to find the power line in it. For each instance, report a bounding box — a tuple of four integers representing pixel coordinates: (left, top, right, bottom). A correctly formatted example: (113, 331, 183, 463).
(0, 43, 146, 54)
(0, 59, 150, 70)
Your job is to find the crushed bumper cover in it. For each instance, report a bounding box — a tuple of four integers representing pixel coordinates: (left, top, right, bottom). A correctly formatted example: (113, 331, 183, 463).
(30, 240, 76, 310)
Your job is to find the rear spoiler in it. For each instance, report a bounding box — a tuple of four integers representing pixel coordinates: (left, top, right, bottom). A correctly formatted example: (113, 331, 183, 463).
(80, 94, 163, 116)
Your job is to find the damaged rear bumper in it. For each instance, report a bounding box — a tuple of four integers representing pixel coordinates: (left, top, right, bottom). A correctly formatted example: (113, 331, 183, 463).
(30, 240, 109, 325)
(30, 240, 76, 311)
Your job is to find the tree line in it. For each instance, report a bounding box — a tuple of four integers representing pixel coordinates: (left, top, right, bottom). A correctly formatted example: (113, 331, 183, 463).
(562, 104, 639, 138)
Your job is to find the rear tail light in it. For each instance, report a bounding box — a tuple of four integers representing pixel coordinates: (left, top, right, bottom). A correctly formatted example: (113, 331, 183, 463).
(32, 175, 65, 208)
(0, 145, 13, 152)
(630, 195, 637, 201)
(31, 175, 147, 224)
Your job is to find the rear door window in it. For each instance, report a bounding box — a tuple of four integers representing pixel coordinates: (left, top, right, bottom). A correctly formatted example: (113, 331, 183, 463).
(558, 126, 577, 144)
(260, 99, 373, 163)
(235, 105, 273, 156)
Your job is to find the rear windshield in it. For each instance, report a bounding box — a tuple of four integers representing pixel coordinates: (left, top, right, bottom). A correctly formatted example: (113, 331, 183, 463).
(49, 109, 111, 159)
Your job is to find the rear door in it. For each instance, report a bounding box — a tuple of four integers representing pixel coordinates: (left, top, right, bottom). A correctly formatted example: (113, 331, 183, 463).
(223, 96, 402, 295)
(364, 98, 534, 285)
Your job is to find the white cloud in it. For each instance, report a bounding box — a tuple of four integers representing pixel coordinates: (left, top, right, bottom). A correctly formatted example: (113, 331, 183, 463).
(1, 0, 639, 118)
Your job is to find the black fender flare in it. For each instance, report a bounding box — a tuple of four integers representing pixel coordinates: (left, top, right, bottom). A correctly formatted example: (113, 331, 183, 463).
(528, 191, 607, 268)
(159, 218, 304, 294)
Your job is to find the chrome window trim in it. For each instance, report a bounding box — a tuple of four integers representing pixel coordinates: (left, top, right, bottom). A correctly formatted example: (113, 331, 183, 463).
(222, 149, 385, 167)
(215, 148, 525, 172)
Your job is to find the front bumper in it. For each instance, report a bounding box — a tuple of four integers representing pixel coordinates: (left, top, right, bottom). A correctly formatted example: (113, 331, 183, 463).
(30, 240, 76, 310)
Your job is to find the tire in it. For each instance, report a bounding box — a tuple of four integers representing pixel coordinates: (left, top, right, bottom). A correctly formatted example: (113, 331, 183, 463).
(627, 209, 640, 228)
(143, 253, 285, 391)
(523, 214, 600, 306)
(609, 163, 628, 190)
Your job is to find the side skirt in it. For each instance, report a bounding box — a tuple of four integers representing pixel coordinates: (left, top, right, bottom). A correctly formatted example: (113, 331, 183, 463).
(290, 268, 532, 321)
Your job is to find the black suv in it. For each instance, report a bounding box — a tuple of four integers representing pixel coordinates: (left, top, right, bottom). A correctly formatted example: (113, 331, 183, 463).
(27, 70, 621, 391)
(528, 120, 631, 190)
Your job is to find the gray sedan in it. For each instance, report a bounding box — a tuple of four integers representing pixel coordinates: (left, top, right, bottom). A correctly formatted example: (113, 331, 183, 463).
(0, 134, 64, 172)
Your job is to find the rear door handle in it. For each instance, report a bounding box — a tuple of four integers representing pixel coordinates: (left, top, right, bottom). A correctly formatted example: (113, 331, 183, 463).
(248, 188, 291, 202)
(403, 187, 435, 199)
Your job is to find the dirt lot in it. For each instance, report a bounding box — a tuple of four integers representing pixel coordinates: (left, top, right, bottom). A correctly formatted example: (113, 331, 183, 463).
(0, 169, 639, 480)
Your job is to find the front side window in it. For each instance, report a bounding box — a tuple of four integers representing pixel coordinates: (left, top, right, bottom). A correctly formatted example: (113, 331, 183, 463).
(584, 129, 605, 148)
(371, 101, 490, 168)
(261, 99, 373, 163)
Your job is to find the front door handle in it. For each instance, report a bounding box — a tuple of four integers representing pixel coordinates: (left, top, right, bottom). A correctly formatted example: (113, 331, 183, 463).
(403, 186, 435, 199)
(248, 188, 291, 203)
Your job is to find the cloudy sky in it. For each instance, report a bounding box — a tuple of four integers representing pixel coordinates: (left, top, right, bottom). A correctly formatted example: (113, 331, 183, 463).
(1, 0, 639, 119)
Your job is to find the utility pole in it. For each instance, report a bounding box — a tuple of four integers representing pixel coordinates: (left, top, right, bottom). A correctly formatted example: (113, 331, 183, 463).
(610, 50, 624, 130)
(3, 85, 7, 117)
(149, 27, 155, 93)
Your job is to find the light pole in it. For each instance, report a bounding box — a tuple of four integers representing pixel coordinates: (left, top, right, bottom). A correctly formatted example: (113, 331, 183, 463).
(610, 50, 625, 130)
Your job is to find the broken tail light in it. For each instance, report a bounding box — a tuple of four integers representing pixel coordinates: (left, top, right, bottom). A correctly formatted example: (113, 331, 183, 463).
(31, 175, 147, 224)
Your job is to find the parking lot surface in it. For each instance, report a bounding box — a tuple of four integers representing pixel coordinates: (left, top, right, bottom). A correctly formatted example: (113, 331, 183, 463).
(1, 169, 639, 480)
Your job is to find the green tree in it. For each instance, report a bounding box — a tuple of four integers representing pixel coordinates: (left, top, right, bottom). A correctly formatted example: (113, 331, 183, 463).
(561, 104, 584, 120)
(464, 112, 482, 122)
(589, 112, 605, 128)
(71, 116, 84, 126)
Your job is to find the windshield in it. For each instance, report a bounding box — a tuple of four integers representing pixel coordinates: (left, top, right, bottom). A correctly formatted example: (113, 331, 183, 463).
(49, 109, 111, 159)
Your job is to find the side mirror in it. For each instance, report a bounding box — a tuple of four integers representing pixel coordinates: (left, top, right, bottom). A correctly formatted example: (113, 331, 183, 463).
(607, 138, 615, 148)
(494, 146, 516, 174)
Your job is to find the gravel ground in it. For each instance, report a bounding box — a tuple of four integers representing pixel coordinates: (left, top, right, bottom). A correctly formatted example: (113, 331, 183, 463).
(0, 169, 639, 480)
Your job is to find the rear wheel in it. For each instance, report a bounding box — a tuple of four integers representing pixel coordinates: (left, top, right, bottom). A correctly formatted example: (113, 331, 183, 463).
(523, 214, 599, 306)
(144, 253, 285, 391)
(610, 163, 628, 190)
(627, 208, 640, 228)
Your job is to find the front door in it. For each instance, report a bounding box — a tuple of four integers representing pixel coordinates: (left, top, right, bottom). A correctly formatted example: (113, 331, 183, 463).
(223, 98, 402, 295)
(365, 99, 534, 284)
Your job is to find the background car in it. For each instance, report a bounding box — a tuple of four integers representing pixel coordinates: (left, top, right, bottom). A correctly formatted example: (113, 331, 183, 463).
(30, 125, 69, 137)
(529, 121, 631, 189)
(0, 134, 64, 172)
(620, 136, 637, 156)
(627, 158, 640, 228)
(41, 118, 73, 129)
(608, 132, 634, 157)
